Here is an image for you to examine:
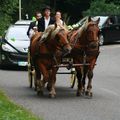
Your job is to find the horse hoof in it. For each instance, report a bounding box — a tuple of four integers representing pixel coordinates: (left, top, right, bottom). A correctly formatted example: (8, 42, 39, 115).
(81, 91, 85, 95)
(76, 92, 83, 97)
(85, 91, 93, 98)
(89, 92, 93, 97)
(49, 94, 56, 98)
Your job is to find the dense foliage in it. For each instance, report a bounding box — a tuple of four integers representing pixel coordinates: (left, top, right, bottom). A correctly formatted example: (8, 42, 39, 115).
(83, 0, 120, 16)
(0, 0, 18, 35)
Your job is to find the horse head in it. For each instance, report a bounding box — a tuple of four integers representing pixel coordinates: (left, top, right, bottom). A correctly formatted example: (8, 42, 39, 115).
(44, 24, 72, 54)
(71, 16, 100, 48)
(86, 16, 100, 43)
(40, 24, 72, 55)
(54, 28, 72, 55)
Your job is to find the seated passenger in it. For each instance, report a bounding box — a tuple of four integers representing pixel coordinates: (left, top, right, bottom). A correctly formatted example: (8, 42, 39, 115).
(40, 11, 69, 42)
(55, 11, 69, 33)
(27, 11, 42, 38)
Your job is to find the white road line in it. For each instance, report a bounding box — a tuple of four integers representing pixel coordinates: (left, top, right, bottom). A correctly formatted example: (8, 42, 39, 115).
(100, 87, 119, 97)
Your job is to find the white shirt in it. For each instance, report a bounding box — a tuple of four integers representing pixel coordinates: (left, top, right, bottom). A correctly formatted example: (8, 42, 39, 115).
(44, 17, 50, 30)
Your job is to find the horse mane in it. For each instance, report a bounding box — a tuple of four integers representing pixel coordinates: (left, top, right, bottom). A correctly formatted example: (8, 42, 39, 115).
(74, 19, 89, 39)
(73, 17, 99, 40)
(40, 25, 55, 41)
(40, 24, 65, 43)
(51, 26, 64, 39)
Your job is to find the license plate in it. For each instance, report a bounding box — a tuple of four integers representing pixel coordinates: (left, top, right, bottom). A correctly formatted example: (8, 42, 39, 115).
(18, 62, 27, 66)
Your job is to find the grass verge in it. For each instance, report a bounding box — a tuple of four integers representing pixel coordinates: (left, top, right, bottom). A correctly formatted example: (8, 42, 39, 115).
(0, 90, 42, 120)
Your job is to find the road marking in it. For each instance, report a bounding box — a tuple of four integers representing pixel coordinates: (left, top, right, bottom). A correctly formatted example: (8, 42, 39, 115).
(100, 87, 119, 97)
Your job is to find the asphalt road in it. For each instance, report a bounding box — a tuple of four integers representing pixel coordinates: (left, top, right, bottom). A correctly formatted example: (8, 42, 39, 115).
(0, 44, 120, 120)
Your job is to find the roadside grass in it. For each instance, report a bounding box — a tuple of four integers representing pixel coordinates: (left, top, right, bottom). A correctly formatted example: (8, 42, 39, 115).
(0, 90, 42, 120)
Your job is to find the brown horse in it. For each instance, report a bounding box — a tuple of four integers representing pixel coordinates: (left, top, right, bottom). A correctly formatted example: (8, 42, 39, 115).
(30, 25, 72, 98)
(68, 16, 100, 97)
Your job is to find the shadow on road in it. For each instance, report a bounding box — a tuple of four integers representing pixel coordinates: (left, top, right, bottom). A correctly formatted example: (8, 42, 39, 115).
(0, 66, 27, 71)
(25, 86, 82, 100)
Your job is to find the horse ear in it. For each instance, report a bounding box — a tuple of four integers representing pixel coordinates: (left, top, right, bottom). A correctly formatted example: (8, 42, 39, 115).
(88, 16, 92, 22)
(96, 17, 100, 25)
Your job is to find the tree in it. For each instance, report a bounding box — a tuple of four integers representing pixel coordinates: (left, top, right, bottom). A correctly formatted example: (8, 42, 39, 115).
(83, 0, 120, 16)
(0, 0, 18, 35)
(21, 0, 50, 19)
(56, 0, 91, 24)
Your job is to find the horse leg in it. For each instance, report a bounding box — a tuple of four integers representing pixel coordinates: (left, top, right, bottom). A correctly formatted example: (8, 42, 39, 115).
(34, 65, 43, 95)
(76, 68, 83, 96)
(81, 65, 88, 94)
(86, 69, 93, 97)
(48, 68, 58, 98)
(36, 62, 49, 96)
(46, 70, 52, 91)
(33, 59, 40, 91)
(86, 57, 97, 97)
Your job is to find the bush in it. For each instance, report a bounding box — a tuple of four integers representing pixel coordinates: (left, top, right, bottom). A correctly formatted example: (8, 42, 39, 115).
(83, 0, 120, 16)
(0, 0, 18, 35)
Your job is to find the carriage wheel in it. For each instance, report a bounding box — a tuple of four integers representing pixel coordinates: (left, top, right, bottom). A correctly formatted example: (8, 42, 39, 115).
(70, 68, 77, 88)
(28, 48, 33, 88)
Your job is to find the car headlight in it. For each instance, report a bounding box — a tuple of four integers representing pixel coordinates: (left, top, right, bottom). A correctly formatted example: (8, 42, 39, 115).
(2, 44, 17, 53)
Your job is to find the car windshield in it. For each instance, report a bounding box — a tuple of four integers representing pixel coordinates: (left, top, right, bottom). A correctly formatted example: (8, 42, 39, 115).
(97, 16, 108, 27)
(6, 26, 29, 41)
(74, 16, 109, 28)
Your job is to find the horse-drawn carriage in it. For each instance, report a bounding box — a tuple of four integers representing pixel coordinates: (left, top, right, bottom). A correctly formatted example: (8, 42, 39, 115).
(27, 16, 100, 98)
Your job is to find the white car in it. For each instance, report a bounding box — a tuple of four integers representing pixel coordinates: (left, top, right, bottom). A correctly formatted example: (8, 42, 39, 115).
(0, 23, 30, 67)
(15, 20, 32, 25)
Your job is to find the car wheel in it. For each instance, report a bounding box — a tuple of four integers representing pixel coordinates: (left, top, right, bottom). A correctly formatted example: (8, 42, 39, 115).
(99, 34, 104, 45)
(0, 58, 2, 69)
(0, 62, 4, 69)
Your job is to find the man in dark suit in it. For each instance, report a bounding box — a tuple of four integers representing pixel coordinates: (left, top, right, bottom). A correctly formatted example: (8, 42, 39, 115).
(27, 11, 42, 37)
(38, 6, 55, 32)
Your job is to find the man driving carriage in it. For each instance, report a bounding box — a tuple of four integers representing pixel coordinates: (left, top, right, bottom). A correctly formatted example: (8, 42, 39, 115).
(38, 6, 55, 32)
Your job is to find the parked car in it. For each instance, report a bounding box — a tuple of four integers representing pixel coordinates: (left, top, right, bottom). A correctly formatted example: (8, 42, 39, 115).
(68, 15, 120, 45)
(0, 23, 30, 67)
(15, 20, 32, 25)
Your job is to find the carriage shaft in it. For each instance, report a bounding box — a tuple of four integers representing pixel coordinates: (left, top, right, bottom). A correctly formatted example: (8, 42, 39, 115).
(54, 63, 90, 68)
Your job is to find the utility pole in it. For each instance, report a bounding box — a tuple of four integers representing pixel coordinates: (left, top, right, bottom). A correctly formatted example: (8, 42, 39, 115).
(19, 0, 21, 20)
